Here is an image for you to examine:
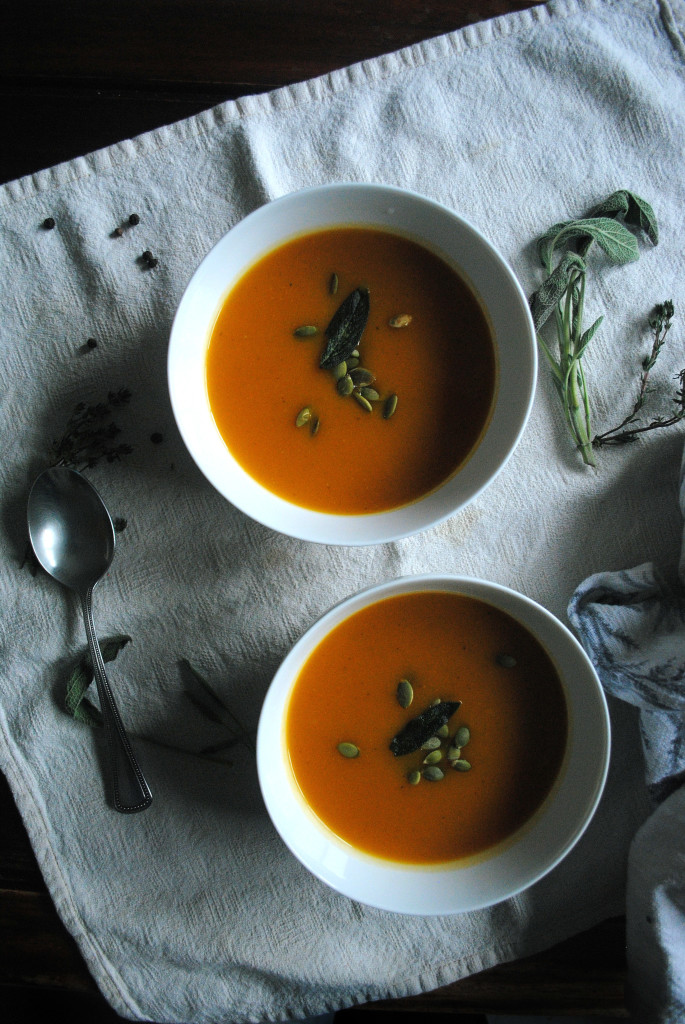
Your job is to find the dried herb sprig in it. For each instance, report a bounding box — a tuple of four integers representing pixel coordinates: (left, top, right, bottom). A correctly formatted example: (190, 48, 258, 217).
(529, 190, 659, 466)
(51, 388, 133, 470)
(593, 302, 684, 446)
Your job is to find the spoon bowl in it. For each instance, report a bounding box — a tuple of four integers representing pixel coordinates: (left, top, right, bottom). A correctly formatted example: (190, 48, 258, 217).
(27, 466, 152, 814)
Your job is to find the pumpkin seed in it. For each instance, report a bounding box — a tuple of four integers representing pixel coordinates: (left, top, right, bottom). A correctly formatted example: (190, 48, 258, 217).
(388, 313, 412, 328)
(447, 744, 461, 762)
(407, 769, 421, 786)
(423, 749, 443, 765)
(337, 374, 354, 396)
(496, 653, 517, 669)
(360, 385, 382, 401)
(423, 766, 444, 782)
(351, 349, 360, 358)
(332, 361, 347, 381)
(452, 759, 471, 772)
(294, 325, 318, 338)
(349, 367, 375, 386)
(455, 725, 471, 747)
(421, 736, 441, 751)
(353, 392, 373, 412)
(329, 272, 339, 295)
(436, 724, 449, 739)
(383, 393, 398, 419)
(310, 416, 321, 437)
(337, 742, 360, 758)
(346, 356, 360, 370)
(295, 406, 312, 427)
(396, 678, 413, 709)
(430, 698, 442, 706)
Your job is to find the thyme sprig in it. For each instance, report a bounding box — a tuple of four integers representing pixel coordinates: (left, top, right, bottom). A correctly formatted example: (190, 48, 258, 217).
(529, 190, 659, 466)
(593, 302, 684, 446)
(51, 388, 133, 470)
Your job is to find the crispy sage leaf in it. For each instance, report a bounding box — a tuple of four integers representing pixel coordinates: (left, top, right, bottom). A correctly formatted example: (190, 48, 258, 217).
(389, 699, 461, 757)
(319, 287, 370, 370)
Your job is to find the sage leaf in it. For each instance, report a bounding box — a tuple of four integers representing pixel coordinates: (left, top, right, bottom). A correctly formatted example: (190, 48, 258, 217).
(320, 287, 370, 370)
(588, 189, 658, 246)
(625, 193, 659, 245)
(546, 218, 640, 267)
(529, 252, 586, 330)
(577, 315, 604, 359)
(65, 634, 132, 727)
(389, 700, 461, 757)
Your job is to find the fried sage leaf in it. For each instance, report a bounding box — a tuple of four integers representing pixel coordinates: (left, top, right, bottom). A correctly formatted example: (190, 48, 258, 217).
(389, 699, 461, 757)
(320, 287, 370, 370)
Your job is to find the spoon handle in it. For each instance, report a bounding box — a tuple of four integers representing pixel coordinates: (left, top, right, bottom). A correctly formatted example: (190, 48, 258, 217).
(80, 589, 153, 813)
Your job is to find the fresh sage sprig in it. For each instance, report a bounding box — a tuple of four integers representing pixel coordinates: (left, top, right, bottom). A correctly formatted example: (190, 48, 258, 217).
(529, 190, 659, 466)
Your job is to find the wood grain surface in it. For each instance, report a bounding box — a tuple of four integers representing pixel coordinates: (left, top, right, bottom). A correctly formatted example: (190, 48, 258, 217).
(1, 1, 627, 1018)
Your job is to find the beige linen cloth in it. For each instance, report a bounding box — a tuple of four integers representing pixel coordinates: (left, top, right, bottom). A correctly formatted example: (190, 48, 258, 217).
(1, 1, 684, 1021)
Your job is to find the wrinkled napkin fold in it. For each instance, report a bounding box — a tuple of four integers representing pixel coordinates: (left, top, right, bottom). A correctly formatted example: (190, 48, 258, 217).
(569, 443, 685, 1024)
(1, 1, 684, 1022)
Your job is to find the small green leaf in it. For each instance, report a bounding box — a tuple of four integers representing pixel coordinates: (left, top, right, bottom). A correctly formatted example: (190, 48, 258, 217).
(64, 634, 132, 727)
(577, 315, 604, 358)
(624, 193, 659, 245)
(548, 218, 639, 266)
(529, 252, 585, 330)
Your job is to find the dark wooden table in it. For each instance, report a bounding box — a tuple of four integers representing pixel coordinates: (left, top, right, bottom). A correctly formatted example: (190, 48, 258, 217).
(1, 2, 627, 1019)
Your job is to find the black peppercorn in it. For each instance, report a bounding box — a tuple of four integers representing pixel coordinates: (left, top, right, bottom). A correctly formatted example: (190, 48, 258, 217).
(142, 250, 153, 262)
(113, 226, 124, 237)
(86, 338, 98, 349)
(128, 213, 140, 226)
(42, 217, 56, 230)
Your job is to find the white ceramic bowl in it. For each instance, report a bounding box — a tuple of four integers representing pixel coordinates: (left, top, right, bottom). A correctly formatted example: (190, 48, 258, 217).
(168, 183, 536, 545)
(257, 575, 610, 915)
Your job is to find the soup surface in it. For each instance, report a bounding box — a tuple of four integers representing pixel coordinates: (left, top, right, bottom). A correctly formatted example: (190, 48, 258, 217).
(206, 226, 496, 514)
(285, 591, 568, 864)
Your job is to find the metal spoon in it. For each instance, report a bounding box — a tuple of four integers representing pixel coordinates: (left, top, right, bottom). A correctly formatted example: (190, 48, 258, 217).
(27, 466, 152, 813)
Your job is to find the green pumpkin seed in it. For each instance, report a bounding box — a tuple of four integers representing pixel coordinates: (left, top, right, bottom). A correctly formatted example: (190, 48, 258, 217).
(295, 406, 312, 427)
(383, 393, 398, 419)
(421, 736, 441, 751)
(423, 766, 444, 782)
(353, 392, 373, 412)
(329, 272, 339, 295)
(496, 653, 517, 669)
(407, 769, 421, 786)
(447, 744, 462, 762)
(346, 356, 360, 370)
(453, 759, 471, 772)
(337, 742, 359, 758)
(436, 724, 449, 739)
(332, 361, 347, 381)
(337, 374, 354, 396)
(388, 313, 412, 328)
(310, 416, 321, 437)
(350, 349, 360, 358)
(430, 698, 442, 706)
(360, 387, 380, 402)
(396, 678, 413, 709)
(349, 367, 375, 386)
(455, 725, 471, 747)
(294, 325, 318, 338)
(423, 749, 443, 765)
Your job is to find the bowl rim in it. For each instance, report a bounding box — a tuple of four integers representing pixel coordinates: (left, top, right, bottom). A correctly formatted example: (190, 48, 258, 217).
(257, 573, 611, 915)
(168, 182, 537, 545)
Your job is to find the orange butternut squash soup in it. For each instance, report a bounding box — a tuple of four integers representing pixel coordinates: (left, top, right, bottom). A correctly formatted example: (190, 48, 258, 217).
(285, 591, 568, 865)
(206, 227, 496, 514)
